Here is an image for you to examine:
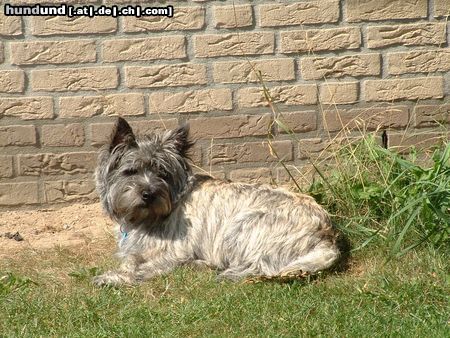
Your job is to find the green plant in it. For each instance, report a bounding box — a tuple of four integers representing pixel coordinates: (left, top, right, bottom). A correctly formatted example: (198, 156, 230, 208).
(69, 267, 102, 281)
(0, 272, 37, 296)
(307, 136, 450, 257)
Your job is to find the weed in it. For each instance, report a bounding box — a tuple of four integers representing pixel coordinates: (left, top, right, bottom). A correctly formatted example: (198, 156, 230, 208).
(0, 272, 37, 296)
(69, 267, 102, 282)
(307, 136, 449, 257)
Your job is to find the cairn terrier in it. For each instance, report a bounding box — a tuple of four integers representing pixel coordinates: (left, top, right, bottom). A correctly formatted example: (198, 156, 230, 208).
(93, 117, 342, 286)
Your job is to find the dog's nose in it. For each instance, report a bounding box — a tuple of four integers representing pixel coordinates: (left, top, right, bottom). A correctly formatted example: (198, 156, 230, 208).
(142, 191, 153, 202)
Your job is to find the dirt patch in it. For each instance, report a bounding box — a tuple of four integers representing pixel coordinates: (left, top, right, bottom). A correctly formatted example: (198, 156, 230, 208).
(0, 203, 114, 257)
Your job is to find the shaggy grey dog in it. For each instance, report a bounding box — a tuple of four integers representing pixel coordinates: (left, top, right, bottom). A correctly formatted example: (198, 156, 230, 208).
(93, 117, 341, 286)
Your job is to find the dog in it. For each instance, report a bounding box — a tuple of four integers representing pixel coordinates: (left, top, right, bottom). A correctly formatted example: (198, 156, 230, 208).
(93, 117, 342, 286)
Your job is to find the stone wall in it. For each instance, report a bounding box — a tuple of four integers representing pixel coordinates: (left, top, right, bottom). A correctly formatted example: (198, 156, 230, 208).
(0, 0, 449, 208)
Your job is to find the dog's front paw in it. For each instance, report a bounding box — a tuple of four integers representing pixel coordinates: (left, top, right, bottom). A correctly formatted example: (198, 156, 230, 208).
(92, 271, 135, 287)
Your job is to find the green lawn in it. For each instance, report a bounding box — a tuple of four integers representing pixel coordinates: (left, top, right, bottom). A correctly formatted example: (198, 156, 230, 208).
(1, 243, 448, 337)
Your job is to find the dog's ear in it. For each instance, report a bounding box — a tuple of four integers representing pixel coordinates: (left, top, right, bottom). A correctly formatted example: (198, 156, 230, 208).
(165, 123, 194, 157)
(109, 117, 137, 151)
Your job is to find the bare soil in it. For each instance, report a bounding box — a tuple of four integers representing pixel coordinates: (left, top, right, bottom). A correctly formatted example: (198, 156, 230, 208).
(0, 203, 114, 257)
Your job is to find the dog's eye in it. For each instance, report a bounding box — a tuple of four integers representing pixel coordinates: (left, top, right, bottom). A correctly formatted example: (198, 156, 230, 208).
(160, 170, 170, 180)
(122, 168, 138, 176)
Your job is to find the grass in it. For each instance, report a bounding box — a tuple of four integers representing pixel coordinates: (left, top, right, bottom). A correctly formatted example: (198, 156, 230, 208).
(306, 136, 450, 257)
(0, 244, 449, 337)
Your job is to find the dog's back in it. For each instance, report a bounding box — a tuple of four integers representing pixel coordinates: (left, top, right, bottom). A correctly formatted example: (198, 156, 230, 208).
(178, 176, 341, 280)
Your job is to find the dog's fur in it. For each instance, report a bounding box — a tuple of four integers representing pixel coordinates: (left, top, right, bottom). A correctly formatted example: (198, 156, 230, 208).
(93, 117, 342, 286)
